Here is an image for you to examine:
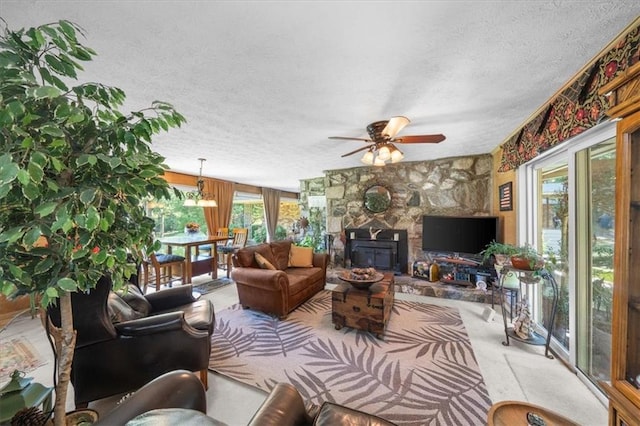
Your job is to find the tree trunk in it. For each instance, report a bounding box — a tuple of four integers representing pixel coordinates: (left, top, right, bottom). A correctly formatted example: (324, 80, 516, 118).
(52, 292, 77, 426)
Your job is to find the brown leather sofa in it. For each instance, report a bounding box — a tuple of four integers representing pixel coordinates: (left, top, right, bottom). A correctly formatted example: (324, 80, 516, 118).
(47, 276, 214, 407)
(96, 370, 397, 426)
(231, 240, 328, 318)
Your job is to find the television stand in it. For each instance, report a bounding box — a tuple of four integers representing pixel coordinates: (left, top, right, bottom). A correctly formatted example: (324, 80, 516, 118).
(433, 256, 480, 266)
(432, 255, 494, 286)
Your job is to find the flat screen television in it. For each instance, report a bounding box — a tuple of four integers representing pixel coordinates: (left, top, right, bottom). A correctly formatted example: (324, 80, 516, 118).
(422, 215, 498, 255)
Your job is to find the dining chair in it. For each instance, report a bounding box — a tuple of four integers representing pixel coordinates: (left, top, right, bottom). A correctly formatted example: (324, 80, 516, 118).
(218, 228, 249, 278)
(216, 227, 229, 238)
(197, 227, 228, 257)
(143, 252, 186, 292)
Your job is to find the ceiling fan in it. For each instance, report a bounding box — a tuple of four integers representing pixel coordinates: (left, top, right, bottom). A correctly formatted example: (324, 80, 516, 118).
(329, 116, 445, 166)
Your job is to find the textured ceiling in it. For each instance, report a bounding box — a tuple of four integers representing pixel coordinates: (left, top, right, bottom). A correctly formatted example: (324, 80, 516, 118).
(2, 2, 639, 193)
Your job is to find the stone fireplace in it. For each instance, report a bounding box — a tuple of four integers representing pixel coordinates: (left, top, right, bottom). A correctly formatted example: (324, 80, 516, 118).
(299, 154, 493, 273)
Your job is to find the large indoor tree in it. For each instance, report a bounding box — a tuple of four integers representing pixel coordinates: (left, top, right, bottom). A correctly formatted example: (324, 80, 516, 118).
(0, 20, 184, 424)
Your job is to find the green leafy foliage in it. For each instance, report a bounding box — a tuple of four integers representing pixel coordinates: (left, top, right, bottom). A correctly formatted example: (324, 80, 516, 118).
(251, 224, 287, 244)
(481, 241, 543, 270)
(0, 21, 186, 305)
(480, 241, 521, 262)
(297, 207, 326, 252)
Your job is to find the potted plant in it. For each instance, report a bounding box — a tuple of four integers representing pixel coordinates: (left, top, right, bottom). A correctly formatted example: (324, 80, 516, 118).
(0, 21, 184, 425)
(481, 241, 544, 270)
(509, 244, 544, 271)
(481, 241, 520, 266)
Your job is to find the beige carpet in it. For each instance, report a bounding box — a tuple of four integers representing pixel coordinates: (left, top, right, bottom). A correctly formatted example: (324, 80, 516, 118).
(0, 338, 46, 376)
(209, 290, 492, 425)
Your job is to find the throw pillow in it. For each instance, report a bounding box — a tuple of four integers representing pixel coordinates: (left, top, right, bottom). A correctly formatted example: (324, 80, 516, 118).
(117, 284, 152, 316)
(289, 245, 313, 267)
(107, 292, 147, 324)
(255, 252, 276, 270)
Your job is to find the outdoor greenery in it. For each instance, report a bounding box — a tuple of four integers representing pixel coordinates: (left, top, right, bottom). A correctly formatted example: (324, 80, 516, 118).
(147, 192, 208, 236)
(0, 21, 184, 424)
(251, 224, 287, 243)
(230, 200, 299, 242)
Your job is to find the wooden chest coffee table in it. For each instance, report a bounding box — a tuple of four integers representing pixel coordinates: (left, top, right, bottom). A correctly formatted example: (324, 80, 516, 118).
(331, 272, 394, 339)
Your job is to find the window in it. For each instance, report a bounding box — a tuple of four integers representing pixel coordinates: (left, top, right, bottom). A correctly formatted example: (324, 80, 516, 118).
(146, 188, 302, 246)
(230, 192, 301, 243)
(146, 185, 208, 238)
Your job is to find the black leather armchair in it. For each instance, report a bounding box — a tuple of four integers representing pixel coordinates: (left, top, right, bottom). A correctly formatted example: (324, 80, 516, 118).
(94, 370, 212, 426)
(47, 275, 214, 407)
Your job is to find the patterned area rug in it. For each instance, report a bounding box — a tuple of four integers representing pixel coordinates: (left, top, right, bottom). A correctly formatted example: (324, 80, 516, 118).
(0, 338, 46, 376)
(209, 290, 491, 425)
(192, 277, 233, 295)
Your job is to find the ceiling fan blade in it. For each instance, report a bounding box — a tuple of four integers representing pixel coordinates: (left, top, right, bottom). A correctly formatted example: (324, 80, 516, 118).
(329, 136, 372, 142)
(394, 134, 446, 144)
(381, 116, 410, 138)
(341, 145, 372, 157)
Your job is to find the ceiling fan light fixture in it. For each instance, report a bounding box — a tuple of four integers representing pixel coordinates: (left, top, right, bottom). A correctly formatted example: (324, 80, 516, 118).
(183, 158, 218, 207)
(390, 146, 404, 163)
(361, 150, 374, 165)
(378, 144, 391, 161)
(334, 116, 444, 165)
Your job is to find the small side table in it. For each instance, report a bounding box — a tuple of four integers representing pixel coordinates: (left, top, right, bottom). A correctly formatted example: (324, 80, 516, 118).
(0, 372, 54, 424)
(498, 267, 559, 359)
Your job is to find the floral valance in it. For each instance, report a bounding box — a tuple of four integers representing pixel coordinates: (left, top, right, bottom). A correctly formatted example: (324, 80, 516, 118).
(499, 19, 640, 172)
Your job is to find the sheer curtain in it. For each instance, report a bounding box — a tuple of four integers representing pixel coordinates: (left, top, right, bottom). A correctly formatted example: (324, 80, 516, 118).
(203, 178, 235, 235)
(262, 187, 281, 242)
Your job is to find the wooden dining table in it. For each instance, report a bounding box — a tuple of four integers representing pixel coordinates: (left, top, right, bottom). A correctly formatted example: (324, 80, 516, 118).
(158, 234, 230, 283)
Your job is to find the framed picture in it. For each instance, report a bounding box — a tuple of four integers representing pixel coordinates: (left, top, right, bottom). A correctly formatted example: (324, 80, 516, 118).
(499, 182, 513, 211)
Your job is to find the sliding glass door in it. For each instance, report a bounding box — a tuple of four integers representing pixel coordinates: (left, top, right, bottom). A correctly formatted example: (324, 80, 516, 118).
(520, 123, 616, 397)
(574, 139, 615, 387)
(538, 163, 570, 351)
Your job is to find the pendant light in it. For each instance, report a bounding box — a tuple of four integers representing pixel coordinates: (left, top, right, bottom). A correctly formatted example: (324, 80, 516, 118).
(183, 158, 217, 207)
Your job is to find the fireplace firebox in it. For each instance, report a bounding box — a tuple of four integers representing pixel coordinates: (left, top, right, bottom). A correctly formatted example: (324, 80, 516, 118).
(345, 228, 408, 274)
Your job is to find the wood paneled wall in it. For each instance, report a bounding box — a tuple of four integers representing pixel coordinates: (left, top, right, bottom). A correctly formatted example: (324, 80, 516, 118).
(492, 147, 517, 244)
(161, 170, 299, 200)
